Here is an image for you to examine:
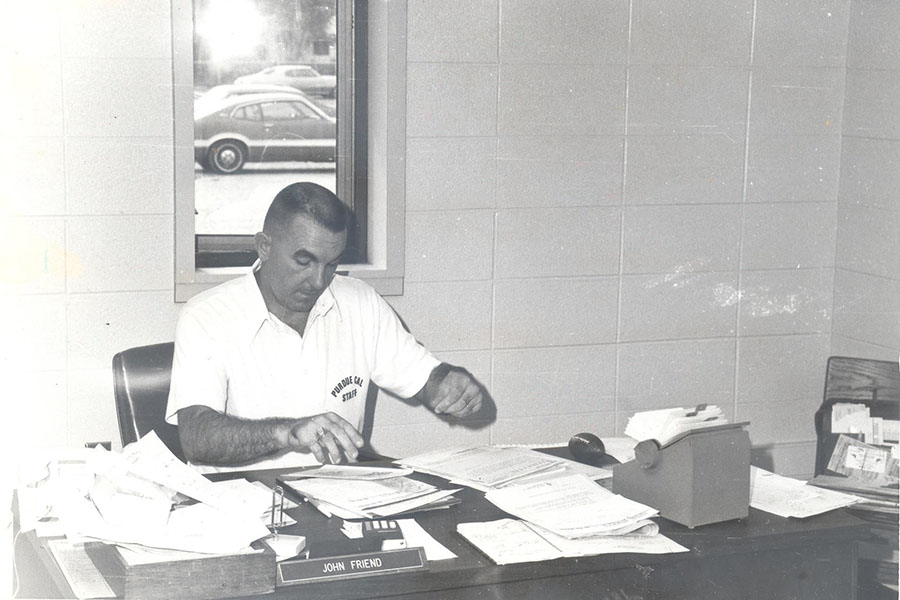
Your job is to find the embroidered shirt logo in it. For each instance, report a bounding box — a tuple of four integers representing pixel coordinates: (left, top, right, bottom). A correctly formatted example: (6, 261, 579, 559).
(331, 375, 365, 402)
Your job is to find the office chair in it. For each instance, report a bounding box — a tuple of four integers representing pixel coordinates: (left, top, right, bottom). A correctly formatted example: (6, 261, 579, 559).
(111, 342, 389, 463)
(112, 341, 184, 461)
(813, 356, 899, 477)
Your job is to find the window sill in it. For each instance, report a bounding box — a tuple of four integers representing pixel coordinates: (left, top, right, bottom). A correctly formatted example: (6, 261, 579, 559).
(174, 264, 403, 303)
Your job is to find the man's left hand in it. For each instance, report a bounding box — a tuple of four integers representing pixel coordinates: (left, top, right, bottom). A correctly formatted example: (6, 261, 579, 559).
(424, 365, 484, 417)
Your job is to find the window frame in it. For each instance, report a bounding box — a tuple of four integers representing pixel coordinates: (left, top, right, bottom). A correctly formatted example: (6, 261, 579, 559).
(172, 0, 407, 302)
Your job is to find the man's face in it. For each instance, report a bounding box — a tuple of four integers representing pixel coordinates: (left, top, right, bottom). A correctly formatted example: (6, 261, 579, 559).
(257, 213, 347, 314)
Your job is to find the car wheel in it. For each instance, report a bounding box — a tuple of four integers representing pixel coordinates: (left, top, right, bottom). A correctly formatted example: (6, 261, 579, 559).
(198, 155, 215, 172)
(208, 140, 246, 174)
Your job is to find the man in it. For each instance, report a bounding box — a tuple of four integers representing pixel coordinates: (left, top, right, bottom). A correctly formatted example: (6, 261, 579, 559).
(166, 182, 485, 470)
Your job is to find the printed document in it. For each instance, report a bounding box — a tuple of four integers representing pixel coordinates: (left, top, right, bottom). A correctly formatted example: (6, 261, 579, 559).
(831, 403, 871, 438)
(484, 474, 657, 539)
(457, 519, 688, 565)
(52, 434, 272, 554)
(282, 476, 459, 518)
(398, 446, 609, 491)
(749, 467, 861, 518)
(282, 464, 414, 480)
(398, 446, 564, 489)
(115, 432, 250, 512)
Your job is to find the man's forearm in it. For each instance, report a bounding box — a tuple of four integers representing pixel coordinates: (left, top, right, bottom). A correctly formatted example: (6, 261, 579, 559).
(179, 407, 293, 466)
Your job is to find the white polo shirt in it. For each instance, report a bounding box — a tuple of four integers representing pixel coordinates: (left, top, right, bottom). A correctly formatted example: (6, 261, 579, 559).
(165, 269, 440, 471)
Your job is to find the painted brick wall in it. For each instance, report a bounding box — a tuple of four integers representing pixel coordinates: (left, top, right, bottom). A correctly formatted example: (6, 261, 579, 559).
(372, 0, 855, 476)
(832, 0, 900, 361)
(2, 0, 891, 479)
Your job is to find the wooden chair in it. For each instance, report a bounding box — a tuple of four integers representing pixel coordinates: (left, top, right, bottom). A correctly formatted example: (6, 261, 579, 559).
(814, 356, 899, 477)
(813, 356, 899, 598)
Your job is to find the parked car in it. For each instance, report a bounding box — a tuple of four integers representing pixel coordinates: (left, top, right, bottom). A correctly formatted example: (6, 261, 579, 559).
(194, 92, 336, 174)
(195, 84, 335, 118)
(234, 65, 336, 98)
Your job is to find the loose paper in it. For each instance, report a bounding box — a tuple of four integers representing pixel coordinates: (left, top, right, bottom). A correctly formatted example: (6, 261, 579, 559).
(749, 467, 861, 518)
(396, 518, 457, 561)
(484, 474, 657, 539)
(624, 406, 728, 446)
(457, 519, 687, 565)
(283, 465, 414, 480)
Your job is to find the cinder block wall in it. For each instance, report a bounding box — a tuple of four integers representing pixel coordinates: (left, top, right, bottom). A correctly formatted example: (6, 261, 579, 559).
(831, 0, 900, 359)
(2, 0, 896, 479)
(373, 0, 856, 476)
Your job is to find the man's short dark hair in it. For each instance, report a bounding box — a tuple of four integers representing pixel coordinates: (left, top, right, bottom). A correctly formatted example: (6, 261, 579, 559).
(263, 182, 351, 235)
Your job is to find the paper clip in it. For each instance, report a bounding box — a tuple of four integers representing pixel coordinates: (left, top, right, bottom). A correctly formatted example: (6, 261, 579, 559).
(271, 484, 286, 538)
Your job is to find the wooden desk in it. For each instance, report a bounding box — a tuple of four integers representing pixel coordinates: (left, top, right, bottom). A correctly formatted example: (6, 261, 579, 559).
(16, 468, 871, 600)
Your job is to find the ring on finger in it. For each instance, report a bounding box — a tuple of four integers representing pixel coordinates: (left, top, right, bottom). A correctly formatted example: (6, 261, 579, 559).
(315, 427, 326, 439)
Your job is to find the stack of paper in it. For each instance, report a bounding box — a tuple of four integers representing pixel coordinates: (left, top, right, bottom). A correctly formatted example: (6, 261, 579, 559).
(397, 446, 611, 491)
(456, 474, 688, 565)
(280, 475, 460, 519)
(809, 474, 899, 514)
(457, 519, 688, 565)
(55, 433, 273, 555)
(749, 467, 861, 518)
(624, 405, 727, 445)
(831, 403, 900, 446)
(211, 478, 300, 527)
(483, 474, 658, 539)
(288, 464, 414, 480)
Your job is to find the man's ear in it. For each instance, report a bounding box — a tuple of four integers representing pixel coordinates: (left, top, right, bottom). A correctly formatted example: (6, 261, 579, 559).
(254, 232, 271, 261)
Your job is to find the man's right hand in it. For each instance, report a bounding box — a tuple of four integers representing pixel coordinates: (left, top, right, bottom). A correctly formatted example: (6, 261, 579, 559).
(285, 412, 365, 464)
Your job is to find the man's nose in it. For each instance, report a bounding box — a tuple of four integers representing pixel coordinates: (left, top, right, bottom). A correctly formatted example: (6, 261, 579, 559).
(310, 265, 327, 290)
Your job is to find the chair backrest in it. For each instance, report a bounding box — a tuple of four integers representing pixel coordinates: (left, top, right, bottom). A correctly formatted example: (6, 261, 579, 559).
(112, 342, 184, 461)
(814, 356, 900, 476)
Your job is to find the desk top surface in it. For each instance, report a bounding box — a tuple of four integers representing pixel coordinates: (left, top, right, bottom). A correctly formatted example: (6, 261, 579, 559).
(24, 458, 874, 600)
(228, 463, 869, 600)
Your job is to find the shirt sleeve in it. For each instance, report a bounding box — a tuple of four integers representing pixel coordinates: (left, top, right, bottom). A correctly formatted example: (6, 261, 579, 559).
(165, 307, 228, 425)
(369, 292, 441, 399)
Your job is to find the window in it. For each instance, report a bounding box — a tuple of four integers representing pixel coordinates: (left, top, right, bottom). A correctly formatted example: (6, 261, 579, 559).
(261, 101, 314, 120)
(235, 104, 262, 121)
(174, 0, 407, 301)
(286, 67, 319, 77)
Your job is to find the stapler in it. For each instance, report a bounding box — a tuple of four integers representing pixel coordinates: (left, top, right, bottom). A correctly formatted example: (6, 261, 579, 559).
(613, 423, 751, 528)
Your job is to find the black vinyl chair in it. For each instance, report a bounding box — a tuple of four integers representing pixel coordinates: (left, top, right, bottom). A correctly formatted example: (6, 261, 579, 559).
(112, 341, 184, 461)
(112, 341, 391, 464)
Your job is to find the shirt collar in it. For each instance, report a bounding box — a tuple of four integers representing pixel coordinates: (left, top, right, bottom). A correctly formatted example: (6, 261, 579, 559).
(241, 262, 343, 342)
(241, 263, 271, 343)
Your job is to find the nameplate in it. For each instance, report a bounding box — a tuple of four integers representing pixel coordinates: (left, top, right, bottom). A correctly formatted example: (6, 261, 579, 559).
(276, 547, 427, 586)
